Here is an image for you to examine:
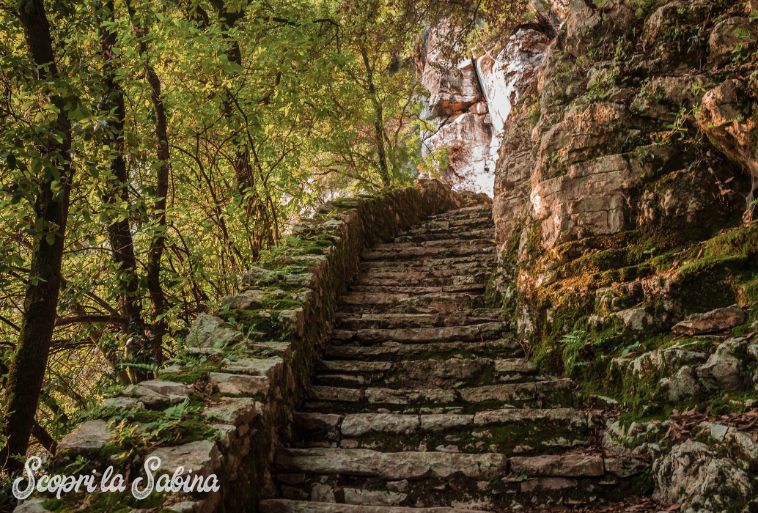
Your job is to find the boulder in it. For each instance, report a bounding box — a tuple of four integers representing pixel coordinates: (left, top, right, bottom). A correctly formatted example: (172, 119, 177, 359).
(614, 307, 654, 333)
(696, 336, 751, 391)
(185, 313, 244, 350)
(58, 420, 112, 453)
(139, 379, 191, 398)
(660, 365, 700, 402)
(147, 440, 221, 477)
(209, 372, 270, 397)
(122, 383, 186, 408)
(653, 439, 754, 511)
(202, 397, 258, 425)
(14, 500, 52, 513)
(672, 306, 747, 336)
(708, 16, 757, 65)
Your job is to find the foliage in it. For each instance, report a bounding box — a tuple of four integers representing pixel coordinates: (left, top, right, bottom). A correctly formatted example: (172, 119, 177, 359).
(0, 0, 514, 465)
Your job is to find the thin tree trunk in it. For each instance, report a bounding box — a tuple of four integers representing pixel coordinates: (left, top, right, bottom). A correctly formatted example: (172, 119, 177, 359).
(144, 63, 170, 366)
(98, 0, 149, 380)
(31, 421, 56, 455)
(360, 45, 391, 188)
(125, 0, 169, 365)
(1, 0, 73, 472)
(211, 0, 277, 258)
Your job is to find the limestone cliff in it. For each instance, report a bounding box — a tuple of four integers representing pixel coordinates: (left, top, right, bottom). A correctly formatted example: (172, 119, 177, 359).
(479, 0, 757, 510)
(418, 25, 548, 195)
(495, 0, 757, 369)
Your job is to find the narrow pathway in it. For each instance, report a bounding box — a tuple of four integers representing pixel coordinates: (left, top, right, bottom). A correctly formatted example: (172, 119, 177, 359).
(261, 205, 650, 513)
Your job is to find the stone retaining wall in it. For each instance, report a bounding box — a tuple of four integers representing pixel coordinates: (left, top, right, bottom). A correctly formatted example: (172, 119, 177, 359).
(16, 180, 465, 513)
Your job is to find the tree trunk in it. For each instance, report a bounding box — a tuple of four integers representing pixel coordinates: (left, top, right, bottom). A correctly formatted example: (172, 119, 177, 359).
(98, 0, 149, 380)
(211, 0, 277, 258)
(31, 421, 57, 455)
(1, 0, 73, 472)
(360, 45, 391, 188)
(125, 0, 170, 366)
(144, 60, 170, 366)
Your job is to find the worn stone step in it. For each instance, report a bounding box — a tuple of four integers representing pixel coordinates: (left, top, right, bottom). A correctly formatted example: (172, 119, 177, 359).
(314, 357, 536, 388)
(260, 500, 491, 513)
(359, 254, 496, 271)
(374, 238, 493, 251)
(334, 311, 501, 330)
(272, 449, 645, 509)
(403, 217, 493, 235)
(422, 209, 493, 223)
(303, 379, 577, 413)
(339, 292, 485, 315)
(322, 338, 523, 361)
(292, 408, 592, 455)
(362, 244, 495, 262)
(275, 448, 507, 480)
(272, 473, 647, 510)
(277, 448, 614, 480)
(428, 205, 492, 219)
(347, 283, 485, 295)
(331, 322, 507, 345)
(393, 228, 493, 243)
(359, 253, 497, 275)
(357, 267, 489, 281)
(354, 272, 488, 288)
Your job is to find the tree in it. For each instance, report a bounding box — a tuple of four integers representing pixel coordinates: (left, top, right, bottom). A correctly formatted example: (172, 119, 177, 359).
(98, 0, 149, 379)
(1, 0, 74, 471)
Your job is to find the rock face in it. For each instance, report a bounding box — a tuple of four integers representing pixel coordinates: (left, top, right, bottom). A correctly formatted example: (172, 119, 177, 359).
(484, 1, 758, 510)
(495, 0, 753, 251)
(490, 0, 757, 354)
(696, 76, 758, 219)
(418, 26, 548, 196)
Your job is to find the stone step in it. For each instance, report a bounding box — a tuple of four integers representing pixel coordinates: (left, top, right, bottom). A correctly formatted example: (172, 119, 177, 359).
(275, 448, 507, 480)
(291, 408, 592, 455)
(334, 311, 501, 330)
(362, 244, 495, 262)
(374, 238, 493, 251)
(303, 379, 577, 413)
(356, 267, 488, 280)
(401, 217, 493, 236)
(428, 205, 492, 219)
(331, 322, 507, 345)
(272, 449, 646, 509)
(354, 273, 488, 288)
(314, 357, 536, 388)
(322, 338, 523, 361)
(347, 283, 485, 295)
(260, 500, 491, 513)
(339, 292, 485, 315)
(393, 228, 493, 243)
(358, 254, 496, 271)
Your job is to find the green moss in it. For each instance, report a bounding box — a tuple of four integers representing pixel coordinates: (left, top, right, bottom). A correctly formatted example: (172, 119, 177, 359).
(158, 359, 221, 384)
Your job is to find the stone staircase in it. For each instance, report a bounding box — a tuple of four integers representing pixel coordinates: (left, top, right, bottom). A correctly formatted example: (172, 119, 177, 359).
(260, 205, 650, 513)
